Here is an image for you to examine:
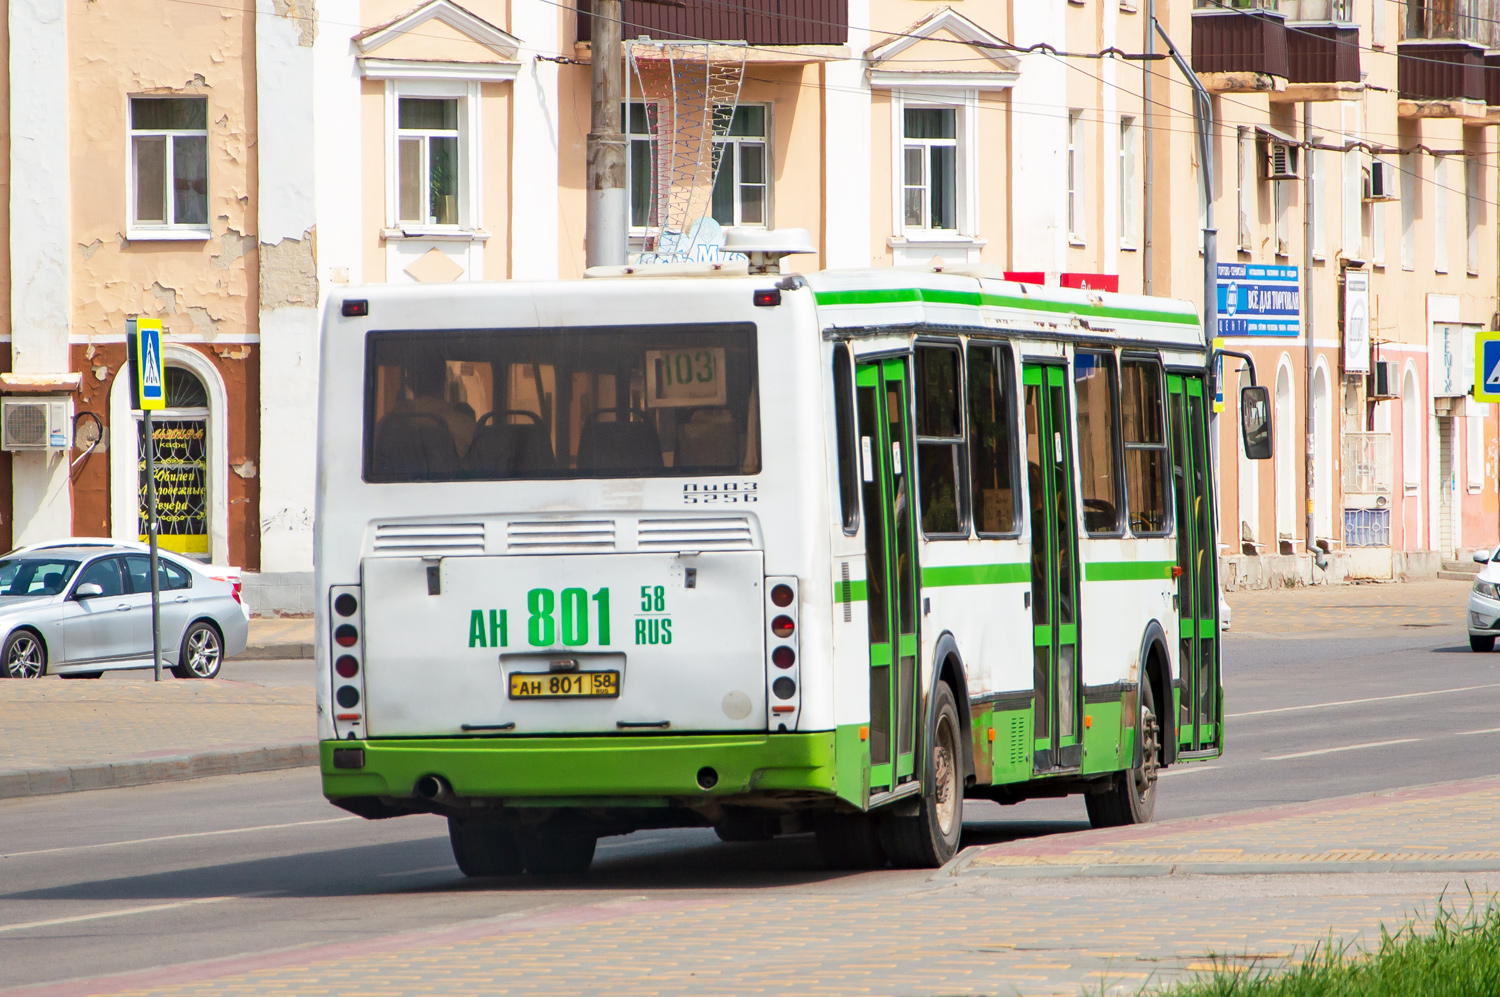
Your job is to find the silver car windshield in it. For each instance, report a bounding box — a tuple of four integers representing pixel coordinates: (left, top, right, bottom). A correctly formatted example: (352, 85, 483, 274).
(0, 558, 80, 596)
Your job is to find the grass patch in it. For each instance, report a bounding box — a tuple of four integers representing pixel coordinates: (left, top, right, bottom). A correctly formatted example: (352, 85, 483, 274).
(1128, 901, 1500, 996)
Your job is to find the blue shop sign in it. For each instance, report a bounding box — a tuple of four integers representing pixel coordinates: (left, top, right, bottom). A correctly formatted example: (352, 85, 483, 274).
(1216, 263, 1300, 337)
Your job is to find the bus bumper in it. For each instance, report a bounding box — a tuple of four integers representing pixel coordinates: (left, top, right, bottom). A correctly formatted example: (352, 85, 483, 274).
(321, 732, 839, 803)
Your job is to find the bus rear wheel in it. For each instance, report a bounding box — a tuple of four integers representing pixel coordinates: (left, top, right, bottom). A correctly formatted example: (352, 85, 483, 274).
(520, 832, 597, 876)
(879, 681, 964, 868)
(1085, 679, 1159, 828)
(447, 817, 524, 877)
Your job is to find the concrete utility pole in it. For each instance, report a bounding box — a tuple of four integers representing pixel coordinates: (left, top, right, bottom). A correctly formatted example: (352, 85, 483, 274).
(1303, 104, 1318, 566)
(586, 0, 628, 268)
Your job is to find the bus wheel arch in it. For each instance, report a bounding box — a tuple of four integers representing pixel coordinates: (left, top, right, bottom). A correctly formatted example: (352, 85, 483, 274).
(1137, 621, 1173, 768)
(924, 633, 975, 791)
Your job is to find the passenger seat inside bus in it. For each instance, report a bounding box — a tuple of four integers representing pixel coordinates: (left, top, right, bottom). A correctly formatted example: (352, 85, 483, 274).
(465, 411, 556, 476)
(577, 408, 662, 471)
(373, 412, 462, 479)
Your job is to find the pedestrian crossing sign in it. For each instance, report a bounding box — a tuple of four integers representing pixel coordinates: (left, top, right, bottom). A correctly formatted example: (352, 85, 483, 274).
(127, 316, 165, 411)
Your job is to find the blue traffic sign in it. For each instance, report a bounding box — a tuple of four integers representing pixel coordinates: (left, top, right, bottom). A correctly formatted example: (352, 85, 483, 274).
(1475, 331, 1500, 403)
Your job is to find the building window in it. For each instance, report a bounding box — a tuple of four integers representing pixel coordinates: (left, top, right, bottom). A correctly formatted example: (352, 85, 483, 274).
(915, 344, 967, 536)
(1067, 110, 1085, 244)
(712, 105, 769, 228)
(626, 102, 660, 230)
(1121, 359, 1169, 535)
(1074, 350, 1121, 535)
(1236, 126, 1251, 252)
(1120, 117, 1137, 249)
(903, 107, 958, 231)
(1434, 155, 1449, 274)
(397, 98, 461, 226)
(129, 97, 208, 232)
(1400, 152, 1417, 270)
(1466, 155, 1481, 275)
(967, 344, 1019, 536)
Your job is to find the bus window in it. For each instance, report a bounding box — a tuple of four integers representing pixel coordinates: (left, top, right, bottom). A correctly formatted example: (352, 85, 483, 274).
(1073, 350, 1122, 535)
(914, 344, 966, 536)
(1121, 359, 1170, 535)
(362, 324, 761, 482)
(833, 344, 859, 534)
(967, 343, 1019, 536)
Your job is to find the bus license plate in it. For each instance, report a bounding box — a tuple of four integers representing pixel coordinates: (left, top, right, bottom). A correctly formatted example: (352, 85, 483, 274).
(509, 671, 620, 699)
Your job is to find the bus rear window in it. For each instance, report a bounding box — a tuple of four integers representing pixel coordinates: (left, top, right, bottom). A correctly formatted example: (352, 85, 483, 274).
(363, 324, 761, 482)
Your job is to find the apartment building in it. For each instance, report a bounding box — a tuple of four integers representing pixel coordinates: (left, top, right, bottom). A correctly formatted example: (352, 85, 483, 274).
(0, 0, 1491, 607)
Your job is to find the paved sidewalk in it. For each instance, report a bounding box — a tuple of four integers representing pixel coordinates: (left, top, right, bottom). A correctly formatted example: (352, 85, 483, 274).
(239, 617, 314, 659)
(19, 778, 1500, 997)
(1226, 578, 1469, 636)
(0, 680, 314, 799)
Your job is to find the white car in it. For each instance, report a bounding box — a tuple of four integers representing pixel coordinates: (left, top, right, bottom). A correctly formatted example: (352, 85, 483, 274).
(0, 544, 250, 679)
(1468, 546, 1500, 652)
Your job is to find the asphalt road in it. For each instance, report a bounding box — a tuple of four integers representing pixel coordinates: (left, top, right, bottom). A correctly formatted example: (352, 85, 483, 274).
(5, 618, 1500, 991)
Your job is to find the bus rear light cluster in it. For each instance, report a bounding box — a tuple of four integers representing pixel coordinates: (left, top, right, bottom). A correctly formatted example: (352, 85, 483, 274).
(328, 584, 365, 738)
(764, 576, 800, 732)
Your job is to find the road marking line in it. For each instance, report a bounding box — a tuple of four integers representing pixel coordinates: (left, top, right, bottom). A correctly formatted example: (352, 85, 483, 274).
(1159, 765, 1220, 777)
(376, 865, 454, 878)
(1263, 738, 1420, 761)
(0, 817, 359, 859)
(1228, 683, 1500, 719)
(0, 896, 241, 934)
(1456, 727, 1500, 736)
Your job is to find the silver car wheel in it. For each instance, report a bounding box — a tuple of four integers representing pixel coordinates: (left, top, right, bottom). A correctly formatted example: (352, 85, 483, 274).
(185, 626, 222, 678)
(5, 633, 44, 678)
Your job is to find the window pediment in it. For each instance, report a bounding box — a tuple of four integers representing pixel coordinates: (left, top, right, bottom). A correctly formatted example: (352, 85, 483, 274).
(866, 6, 1018, 91)
(356, 0, 522, 80)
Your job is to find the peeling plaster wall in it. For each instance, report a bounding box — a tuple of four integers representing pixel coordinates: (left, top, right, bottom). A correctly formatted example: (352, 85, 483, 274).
(68, 0, 261, 562)
(257, 0, 319, 572)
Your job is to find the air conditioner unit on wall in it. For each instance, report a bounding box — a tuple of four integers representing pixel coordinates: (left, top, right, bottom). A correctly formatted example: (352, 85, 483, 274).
(1364, 159, 1398, 202)
(2, 397, 73, 452)
(1369, 360, 1399, 400)
(1265, 141, 1300, 181)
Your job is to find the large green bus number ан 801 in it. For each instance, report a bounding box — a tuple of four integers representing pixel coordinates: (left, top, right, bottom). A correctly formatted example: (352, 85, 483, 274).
(527, 587, 611, 647)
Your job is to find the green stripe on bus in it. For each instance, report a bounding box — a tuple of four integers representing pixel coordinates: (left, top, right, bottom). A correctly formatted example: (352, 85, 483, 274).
(921, 563, 1030, 587)
(834, 579, 869, 603)
(812, 287, 1200, 327)
(1084, 560, 1176, 582)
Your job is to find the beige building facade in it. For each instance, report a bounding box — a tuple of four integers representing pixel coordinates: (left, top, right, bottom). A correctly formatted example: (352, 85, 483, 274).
(0, 0, 1492, 607)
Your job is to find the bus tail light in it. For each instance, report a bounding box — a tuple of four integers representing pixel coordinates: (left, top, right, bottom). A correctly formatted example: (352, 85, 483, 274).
(328, 584, 365, 741)
(764, 576, 800, 732)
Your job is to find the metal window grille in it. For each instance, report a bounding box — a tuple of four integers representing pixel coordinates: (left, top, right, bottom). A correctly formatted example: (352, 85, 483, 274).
(1343, 507, 1391, 548)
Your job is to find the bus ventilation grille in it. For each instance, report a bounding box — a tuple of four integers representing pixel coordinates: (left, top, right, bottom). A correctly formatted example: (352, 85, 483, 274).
(637, 517, 754, 551)
(372, 523, 485, 557)
(507, 519, 617, 551)
(1009, 715, 1028, 767)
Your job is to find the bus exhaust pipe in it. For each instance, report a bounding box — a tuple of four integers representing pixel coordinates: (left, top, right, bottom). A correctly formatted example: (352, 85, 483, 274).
(415, 774, 456, 804)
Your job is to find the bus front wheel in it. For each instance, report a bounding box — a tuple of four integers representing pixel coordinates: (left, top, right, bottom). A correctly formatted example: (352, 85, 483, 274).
(1085, 679, 1160, 828)
(880, 681, 964, 868)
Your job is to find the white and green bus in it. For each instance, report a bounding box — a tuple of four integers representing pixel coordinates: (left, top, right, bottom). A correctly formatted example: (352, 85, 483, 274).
(315, 262, 1268, 874)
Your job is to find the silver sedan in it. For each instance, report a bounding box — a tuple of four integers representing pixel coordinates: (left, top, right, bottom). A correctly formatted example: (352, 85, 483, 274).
(0, 545, 249, 679)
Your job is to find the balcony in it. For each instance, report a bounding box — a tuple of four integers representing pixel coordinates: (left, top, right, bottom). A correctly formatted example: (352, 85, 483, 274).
(1398, 0, 1496, 115)
(1192, 2, 1289, 93)
(577, 0, 849, 47)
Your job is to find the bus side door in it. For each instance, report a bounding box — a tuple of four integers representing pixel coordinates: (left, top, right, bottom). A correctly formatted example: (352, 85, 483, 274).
(1167, 373, 1221, 753)
(1023, 363, 1083, 773)
(855, 358, 922, 793)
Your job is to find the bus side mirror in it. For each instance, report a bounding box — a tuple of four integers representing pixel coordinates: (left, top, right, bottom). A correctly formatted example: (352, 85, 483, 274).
(1240, 385, 1272, 460)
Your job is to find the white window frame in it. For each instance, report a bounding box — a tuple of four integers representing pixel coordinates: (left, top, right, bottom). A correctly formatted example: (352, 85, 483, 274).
(1342, 146, 1360, 256)
(1120, 116, 1137, 250)
(1067, 109, 1086, 245)
(889, 89, 979, 241)
(1466, 154, 1481, 276)
(625, 100, 660, 237)
(127, 95, 210, 241)
(1403, 365, 1421, 491)
(384, 79, 480, 234)
(712, 103, 773, 229)
(1236, 126, 1251, 252)
(902, 103, 960, 233)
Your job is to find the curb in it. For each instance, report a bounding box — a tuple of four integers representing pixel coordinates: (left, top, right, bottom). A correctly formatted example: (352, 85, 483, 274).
(230, 643, 313, 661)
(0, 743, 319, 799)
(957, 858, 1500, 879)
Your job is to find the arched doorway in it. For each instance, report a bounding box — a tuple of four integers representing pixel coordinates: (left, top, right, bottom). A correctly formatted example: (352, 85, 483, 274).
(110, 348, 230, 564)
